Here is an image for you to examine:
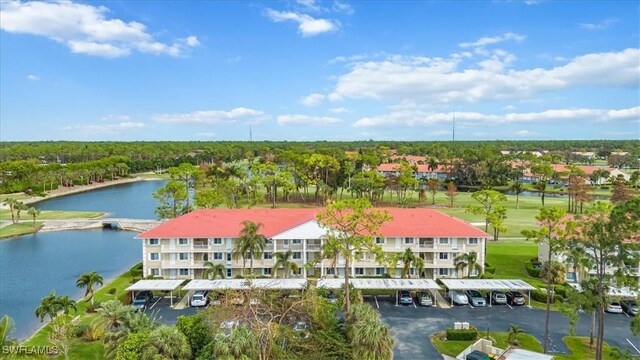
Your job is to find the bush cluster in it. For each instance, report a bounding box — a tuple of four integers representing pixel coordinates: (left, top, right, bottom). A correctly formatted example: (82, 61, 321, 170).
(526, 259, 542, 278)
(445, 328, 478, 341)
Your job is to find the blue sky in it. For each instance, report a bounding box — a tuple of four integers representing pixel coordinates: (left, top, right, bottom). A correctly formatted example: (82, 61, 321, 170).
(1, 0, 639, 141)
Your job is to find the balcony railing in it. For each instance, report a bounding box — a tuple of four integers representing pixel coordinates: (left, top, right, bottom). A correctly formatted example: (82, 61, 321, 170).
(419, 243, 434, 248)
(193, 244, 209, 249)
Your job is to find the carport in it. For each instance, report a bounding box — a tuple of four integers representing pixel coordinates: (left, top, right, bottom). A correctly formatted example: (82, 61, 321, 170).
(182, 279, 308, 304)
(317, 278, 441, 307)
(126, 279, 184, 307)
(440, 279, 536, 307)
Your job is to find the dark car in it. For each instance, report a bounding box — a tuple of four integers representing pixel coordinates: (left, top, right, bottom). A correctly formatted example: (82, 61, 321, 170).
(132, 290, 153, 311)
(399, 290, 413, 305)
(505, 291, 526, 306)
(621, 300, 638, 316)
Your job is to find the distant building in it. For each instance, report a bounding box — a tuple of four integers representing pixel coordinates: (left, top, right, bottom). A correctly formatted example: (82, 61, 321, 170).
(377, 163, 450, 180)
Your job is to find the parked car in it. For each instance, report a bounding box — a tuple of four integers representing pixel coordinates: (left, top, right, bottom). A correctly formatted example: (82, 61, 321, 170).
(131, 290, 153, 312)
(326, 294, 338, 304)
(465, 290, 487, 307)
(505, 291, 526, 306)
(399, 290, 413, 305)
(621, 300, 638, 316)
(488, 291, 507, 305)
(417, 292, 433, 307)
(449, 290, 469, 306)
(606, 302, 623, 314)
(190, 290, 209, 307)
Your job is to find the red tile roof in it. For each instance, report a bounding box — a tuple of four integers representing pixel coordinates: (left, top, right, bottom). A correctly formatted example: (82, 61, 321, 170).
(138, 208, 491, 239)
(377, 163, 449, 173)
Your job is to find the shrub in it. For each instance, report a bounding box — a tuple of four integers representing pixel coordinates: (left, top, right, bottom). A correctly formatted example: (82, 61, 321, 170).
(530, 289, 560, 303)
(526, 263, 541, 278)
(485, 267, 496, 275)
(446, 328, 478, 341)
(108, 288, 116, 295)
(85, 302, 102, 313)
(75, 324, 88, 338)
(83, 323, 103, 341)
(553, 285, 568, 300)
(481, 273, 494, 279)
(530, 257, 539, 263)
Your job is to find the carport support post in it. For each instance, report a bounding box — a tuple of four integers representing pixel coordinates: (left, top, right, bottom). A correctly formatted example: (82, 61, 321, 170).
(489, 290, 492, 307)
(395, 290, 398, 306)
(527, 290, 531, 307)
(450, 289, 453, 307)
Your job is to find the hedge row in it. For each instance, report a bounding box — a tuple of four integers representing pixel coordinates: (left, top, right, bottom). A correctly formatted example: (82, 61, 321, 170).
(446, 328, 478, 341)
(526, 262, 541, 278)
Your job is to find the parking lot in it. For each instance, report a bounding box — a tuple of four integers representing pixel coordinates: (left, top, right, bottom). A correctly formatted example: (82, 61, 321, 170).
(143, 293, 639, 360)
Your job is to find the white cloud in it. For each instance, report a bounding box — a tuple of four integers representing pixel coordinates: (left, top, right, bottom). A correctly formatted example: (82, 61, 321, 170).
(329, 107, 352, 113)
(296, 0, 322, 12)
(63, 121, 146, 134)
(580, 18, 617, 30)
(196, 132, 216, 138)
(0, 1, 198, 58)
(333, 1, 354, 15)
(353, 106, 640, 128)
(458, 32, 525, 49)
(301, 93, 325, 106)
(27, 74, 39, 80)
(153, 108, 269, 124)
(101, 114, 131, 122)
(513, 129, 538, 137)
(277, 114, 341, 125)
(328, 48, 640, 103)
(264, 9, 339, 37)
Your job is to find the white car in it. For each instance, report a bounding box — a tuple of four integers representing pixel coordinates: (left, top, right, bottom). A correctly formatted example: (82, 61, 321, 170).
(190, 290, 209, 307)
(449, 290, 469, 305)
(606, 302, 623, 314)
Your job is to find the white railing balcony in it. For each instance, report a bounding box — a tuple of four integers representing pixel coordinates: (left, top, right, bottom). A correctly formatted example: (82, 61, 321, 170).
(306, 244, 322, 251)
(192, 244, 209, 250)
(419, 243, 434, 248)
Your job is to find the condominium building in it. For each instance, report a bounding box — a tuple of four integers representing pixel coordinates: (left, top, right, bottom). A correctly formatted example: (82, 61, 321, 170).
(137, 208, 491, 280)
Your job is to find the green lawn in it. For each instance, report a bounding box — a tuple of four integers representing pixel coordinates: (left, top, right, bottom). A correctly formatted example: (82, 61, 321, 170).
(554, 337, 616, 360)
(431, 331, 543, 357)
(14, 265, 141, 359)
(0, 222, 42, 239)
(0, 210, 105, 221)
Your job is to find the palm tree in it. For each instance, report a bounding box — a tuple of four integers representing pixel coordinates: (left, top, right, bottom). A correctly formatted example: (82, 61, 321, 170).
(95, 300, 132, 333)
(141, 326, 192, 360)
(212, 325, 258, 360)
(427, 157, 439, 172)
(272, 250, 300, 278)
(0, 315, 16, 347)
(453, 254, 469, 278)
(35, 290, 61, 322)
(510, 181, 524, 210)
(237, 220, 266, 276)
(76, 271, 104, 305)
(203, 261, 226, 279)
(401, 248, 415, 279)
(540, 261, 566, 300)
(56, 296, 77, 315)
(413, 256, 425, 278)
(350, 313, 394, 360)
(454, 252, 482, 278)
(27, 207, 41, 229)
(507, 324, 526, 345)
(14, 201, 27, 223)
(2, 198, 17, 224)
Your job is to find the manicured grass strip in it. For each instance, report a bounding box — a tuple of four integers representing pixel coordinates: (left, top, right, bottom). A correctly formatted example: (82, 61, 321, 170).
(0, 223, 42, 239)
(554, 336, 615, 360)
(0, 210, 105, 221)
(431, 331, 543, 357)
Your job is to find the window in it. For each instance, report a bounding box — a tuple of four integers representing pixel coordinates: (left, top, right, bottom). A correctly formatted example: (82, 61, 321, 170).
(263, 252, 272, 260)
(283, 240, 289, 248)
(263, 268, 272, 276)
(179, 253, 189, 261)
(326, 268, 335, 275)
(468, 238, 479, 245)
(150, 268, 160, 276)
(179, 268, 189, 276)
(149, 253, 159, 261)
(355, 268, 364, 275)
(294, 268, 302, 275)
(226, 269, 232, 278)
(439, 238, 449, 245)
(375, 267, 385, 276)
(566, 272, 576, 281)
(178, 238, 188, 245)
(213, 252, 223, 260)
(439, 252, 449, 260)
(293, 252, 302, 260)
(149, 239, 159, 245)
(375, 237, 385, 244)
(213, 238, 222, 245)
(404, 237, 414, 244)
(292, 239, 302, 245)
(438, 268, 449, 276)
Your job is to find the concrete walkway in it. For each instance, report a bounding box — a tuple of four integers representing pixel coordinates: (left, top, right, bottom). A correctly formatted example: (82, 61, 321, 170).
(40, 218, 161, 232)
(173, 292, 191, 310)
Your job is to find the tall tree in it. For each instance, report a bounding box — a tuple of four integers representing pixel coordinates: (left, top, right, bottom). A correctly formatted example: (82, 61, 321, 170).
(48, 315, 79, 360)
(400, 248, 415, 279)
(453, 252, 482, 278)
(203, 261, 225, 279)
(465, 190, 507, 233)
(14, 201, 27, 224)
(522, 207, 573, 354)
(487, 206, 507, 242)
(572, 198, 640, 359)
(153, 180, 189, 219)
(27, 207, 41, 229)
(611, 175, 633, 204)
(426, 178, 440, 205)
(76, 271, 104, 305)
(510, 181, 524, 210)
(444, 181, 458, 207)
(272, 250, 299, 278)
(317, 199, 392, 312)
(347, 303, 394, 360)
(2, 198, 17, 224)
(168, 163, 203, 213)
(531, 161, 554, 206)
(35, 290, 62, 322)
(235, 220, 266, 276)
(141, 326, 192, 360)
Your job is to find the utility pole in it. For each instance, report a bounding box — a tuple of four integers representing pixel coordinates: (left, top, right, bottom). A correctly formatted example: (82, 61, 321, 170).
(249, 122, 253, 142)
(452, 111, 456, 142)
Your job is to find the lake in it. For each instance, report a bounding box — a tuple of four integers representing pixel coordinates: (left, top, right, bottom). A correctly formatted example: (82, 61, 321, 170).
(0, 180, 165, 340)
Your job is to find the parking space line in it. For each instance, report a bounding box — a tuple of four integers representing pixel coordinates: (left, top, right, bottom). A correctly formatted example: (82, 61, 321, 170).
(413, 301, 417, 309)
(626, 338, 640, 355)
(624, 311, 630, 318)
(469, 304, 474, 309)
(374, 296, 379, 309)
(507, 304, 513, 310)
(149, 297, 162, 310)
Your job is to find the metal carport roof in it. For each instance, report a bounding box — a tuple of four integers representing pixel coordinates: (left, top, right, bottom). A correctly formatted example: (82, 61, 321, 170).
(317, 278, 440, 290)
(183, 279, 308, 291)
(440, 279, 536, 291)
(126, 280, 184, 292)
